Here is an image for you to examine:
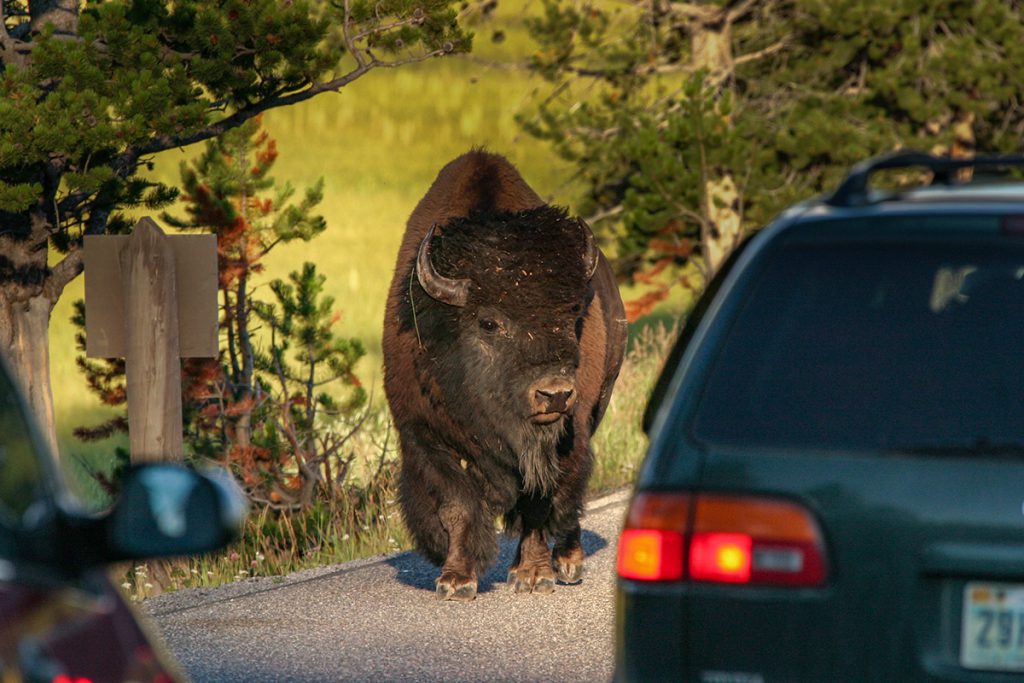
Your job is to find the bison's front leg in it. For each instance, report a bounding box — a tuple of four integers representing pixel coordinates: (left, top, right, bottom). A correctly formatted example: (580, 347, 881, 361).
(436, 503, 481, 602)
(507, 494, 558, 594)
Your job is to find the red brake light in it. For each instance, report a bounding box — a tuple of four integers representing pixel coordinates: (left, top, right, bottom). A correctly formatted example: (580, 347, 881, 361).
(618, 493, 828, 587)
(618, 529, 685, 580)
(689, 532, 752, 583)
(616, 492, 690, 581)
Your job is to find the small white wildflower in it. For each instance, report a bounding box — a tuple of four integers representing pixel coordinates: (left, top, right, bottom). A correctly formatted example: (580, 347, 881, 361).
(134, 565, 146, 573)
(143, 582, 153, 589)
(121, 582, 131, 590)
(191, 568, 199, 575)
(342, 533, 350, 541)
(206, 571, 214, 578)
(255, 552, 265, 562)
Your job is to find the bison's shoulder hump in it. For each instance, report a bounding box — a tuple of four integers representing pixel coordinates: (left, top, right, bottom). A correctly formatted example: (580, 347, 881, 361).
(419, 150, 546, 221)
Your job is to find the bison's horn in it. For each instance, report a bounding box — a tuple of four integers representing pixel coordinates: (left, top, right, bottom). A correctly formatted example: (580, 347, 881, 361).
(416, 224, 471, 307)
(578, 218, 600, 280)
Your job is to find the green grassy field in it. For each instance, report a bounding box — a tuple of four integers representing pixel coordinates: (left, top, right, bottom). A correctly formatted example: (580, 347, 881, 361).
(48, 5, 687, 500)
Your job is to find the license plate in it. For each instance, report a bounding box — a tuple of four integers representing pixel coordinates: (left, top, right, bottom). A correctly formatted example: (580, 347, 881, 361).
(961, 582, 1024, 671)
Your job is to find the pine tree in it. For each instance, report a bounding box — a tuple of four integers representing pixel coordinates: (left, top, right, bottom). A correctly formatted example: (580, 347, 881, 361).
(75, 118, 367, 508)
(520, 0, 1024, 319)
(0, 0, 469, 460)
(249, 262, 366, 507)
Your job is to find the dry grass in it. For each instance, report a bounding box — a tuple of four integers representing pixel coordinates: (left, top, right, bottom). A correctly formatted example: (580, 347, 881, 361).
(590, 322, 676, 493)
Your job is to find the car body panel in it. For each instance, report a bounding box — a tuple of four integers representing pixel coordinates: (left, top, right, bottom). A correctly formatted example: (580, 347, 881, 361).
(0, 572, 179, 682)
(617, 177, 1024, 682)
(0, 349, 242, 682)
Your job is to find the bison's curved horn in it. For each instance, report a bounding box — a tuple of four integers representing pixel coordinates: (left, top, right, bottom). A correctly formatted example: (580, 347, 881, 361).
(578, 218, 599, 280)
(416, 224, 471, 307)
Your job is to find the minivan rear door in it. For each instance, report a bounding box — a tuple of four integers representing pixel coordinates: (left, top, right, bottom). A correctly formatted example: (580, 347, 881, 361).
(685, 221, 1024, 680)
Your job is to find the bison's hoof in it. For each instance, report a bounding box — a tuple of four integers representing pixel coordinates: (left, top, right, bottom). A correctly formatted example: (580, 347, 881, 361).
(436, 572, 477, 602)
(556, 560, 585, 585)
(554, 545, 586, 585)
(507, 566, 557, 594)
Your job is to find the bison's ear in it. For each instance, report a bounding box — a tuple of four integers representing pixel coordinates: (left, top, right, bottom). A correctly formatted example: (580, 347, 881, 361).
(417, 224, 471, 307)
(577, 218, 600, 280)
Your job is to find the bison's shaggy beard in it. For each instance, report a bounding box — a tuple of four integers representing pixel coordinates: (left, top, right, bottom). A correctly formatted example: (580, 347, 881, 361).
(444, 339, 573, 497)
(503, 416, 567, 495)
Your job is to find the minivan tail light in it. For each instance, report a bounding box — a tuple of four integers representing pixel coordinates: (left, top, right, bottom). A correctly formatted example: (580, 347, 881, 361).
(618, 529, 685, 581)
(689, 532, 752, 583)
(618, 493, 828, 587)
(692, 495, 828, 587)
(616, 492, 690, 581)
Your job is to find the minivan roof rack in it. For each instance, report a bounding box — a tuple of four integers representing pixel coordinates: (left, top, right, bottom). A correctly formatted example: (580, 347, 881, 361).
(826, 151, 1024, 208)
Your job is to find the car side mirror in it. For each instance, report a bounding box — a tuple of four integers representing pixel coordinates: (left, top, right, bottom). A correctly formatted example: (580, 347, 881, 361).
(105, 464, 247, 560)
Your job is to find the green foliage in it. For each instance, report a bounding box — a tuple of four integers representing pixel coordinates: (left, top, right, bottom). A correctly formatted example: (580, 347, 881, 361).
(255, 261, 368, 425)
(0, 0, 469, 266)
(165, 120, 366, 509)
(520, 0, 1024, 314)
(74, 119, 366, 516)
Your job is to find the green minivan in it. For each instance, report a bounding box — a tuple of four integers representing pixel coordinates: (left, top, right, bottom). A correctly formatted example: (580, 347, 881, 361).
(616, 153, 1024, 682)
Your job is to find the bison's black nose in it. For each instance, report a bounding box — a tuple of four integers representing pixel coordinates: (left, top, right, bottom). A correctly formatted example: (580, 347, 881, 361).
(530, 377, 576, 418)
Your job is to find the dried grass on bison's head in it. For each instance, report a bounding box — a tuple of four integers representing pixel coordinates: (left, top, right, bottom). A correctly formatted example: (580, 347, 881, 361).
(430, 205, 592, 311)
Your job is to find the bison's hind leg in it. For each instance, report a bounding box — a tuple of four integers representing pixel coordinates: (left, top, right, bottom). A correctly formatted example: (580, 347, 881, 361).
(506, 493, 559, 594)
(508, 528, 558, 594)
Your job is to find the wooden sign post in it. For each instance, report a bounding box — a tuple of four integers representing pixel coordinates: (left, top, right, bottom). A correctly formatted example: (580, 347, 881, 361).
(84, 218, 218, 463)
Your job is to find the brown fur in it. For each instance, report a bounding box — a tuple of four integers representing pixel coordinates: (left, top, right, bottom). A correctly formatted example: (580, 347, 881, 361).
(382, 150, 627, 600)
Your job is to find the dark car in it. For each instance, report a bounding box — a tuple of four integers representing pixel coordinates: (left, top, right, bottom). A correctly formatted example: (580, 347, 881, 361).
(615, 152, 1024, 682)
(0, 354, 246, 682)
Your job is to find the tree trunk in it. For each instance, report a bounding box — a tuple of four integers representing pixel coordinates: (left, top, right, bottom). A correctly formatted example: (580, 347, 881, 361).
(0, 212, 78, 468)
(0, 293, 60, 466)
(703, 175, 742, 273)
(30, 0, 80, 35)
(686, 4, 744, 276)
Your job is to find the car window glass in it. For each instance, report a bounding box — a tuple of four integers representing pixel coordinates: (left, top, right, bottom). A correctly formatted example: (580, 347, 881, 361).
(0, 362, 44, 533)
(692, 237, 1024, 453)
(642, 235, 752, 433)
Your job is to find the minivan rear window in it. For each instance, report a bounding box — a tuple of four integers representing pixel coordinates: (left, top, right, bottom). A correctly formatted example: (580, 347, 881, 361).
(692, 236, 1024, 454)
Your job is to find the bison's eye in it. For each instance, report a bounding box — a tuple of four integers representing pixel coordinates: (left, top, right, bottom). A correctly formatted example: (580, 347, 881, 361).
(479, 318, 499, 333)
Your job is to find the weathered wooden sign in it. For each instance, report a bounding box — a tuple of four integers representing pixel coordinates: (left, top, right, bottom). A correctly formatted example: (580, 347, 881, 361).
(83, 218, 218, 462)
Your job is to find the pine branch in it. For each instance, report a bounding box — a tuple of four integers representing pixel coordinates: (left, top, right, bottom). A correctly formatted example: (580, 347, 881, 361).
(112, 46, 451, 180)
(725, 0, 761, 25)
(43, 248, 82, 305)
(733, 37, 788, 67)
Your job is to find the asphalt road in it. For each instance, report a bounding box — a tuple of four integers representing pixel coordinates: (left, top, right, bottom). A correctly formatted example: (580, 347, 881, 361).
(146, 489, 630, 683)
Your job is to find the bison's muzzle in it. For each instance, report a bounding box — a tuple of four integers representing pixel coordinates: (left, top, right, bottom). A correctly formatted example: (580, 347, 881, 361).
(529, 376, 576, 424)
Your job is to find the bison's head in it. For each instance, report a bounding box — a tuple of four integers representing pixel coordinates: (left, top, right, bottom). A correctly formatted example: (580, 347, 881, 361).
(410, 206, 597, 464)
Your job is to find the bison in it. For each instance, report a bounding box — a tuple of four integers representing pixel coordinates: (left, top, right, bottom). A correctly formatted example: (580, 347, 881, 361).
(383, 150, 626, 601)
